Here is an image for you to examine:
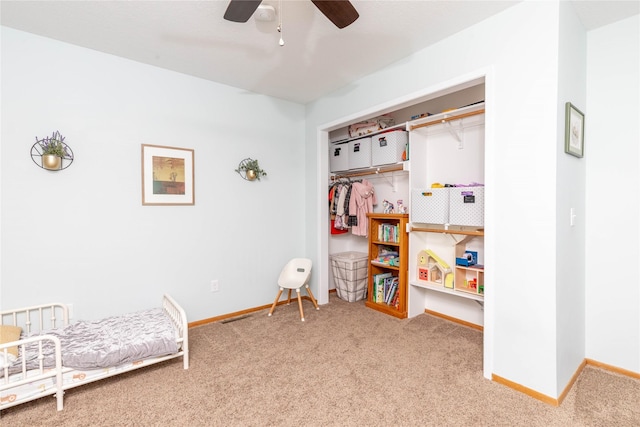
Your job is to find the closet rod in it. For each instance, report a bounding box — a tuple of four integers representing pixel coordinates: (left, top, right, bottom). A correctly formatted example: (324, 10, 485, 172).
(408, 108, 485, 131)
(409, 225, 484, 237)
(332, 164, 404, 180)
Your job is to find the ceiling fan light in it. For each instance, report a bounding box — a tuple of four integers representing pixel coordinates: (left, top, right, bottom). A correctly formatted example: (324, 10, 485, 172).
(255, 5, 276, 22)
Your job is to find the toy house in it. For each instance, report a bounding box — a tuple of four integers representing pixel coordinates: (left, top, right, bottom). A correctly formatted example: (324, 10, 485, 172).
(416, 249, 454, 289)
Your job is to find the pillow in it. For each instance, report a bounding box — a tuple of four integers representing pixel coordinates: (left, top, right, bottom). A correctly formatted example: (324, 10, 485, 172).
(0, 324, 22, 360)
(0, 352, 17, 366)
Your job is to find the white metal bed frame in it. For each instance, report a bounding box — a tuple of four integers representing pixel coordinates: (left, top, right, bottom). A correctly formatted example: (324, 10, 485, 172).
(0, 294, 188, 412)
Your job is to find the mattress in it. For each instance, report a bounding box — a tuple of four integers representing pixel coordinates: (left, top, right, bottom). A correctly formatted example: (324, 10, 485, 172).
(19, 307, 178, 370)
(1, 355, 172, 406)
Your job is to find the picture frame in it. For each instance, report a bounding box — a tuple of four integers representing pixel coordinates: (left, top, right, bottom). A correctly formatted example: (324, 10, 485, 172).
(141, 144, 194, 205)
(564, 102, 585, 158)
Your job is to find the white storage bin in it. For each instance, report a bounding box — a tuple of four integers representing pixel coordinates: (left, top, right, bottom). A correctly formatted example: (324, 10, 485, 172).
(449, 186, 484, 226)
(330, 142, 349, 172)
(330, 251, 369, 302)
(348, 137, 371, 169)
(411, 188, 449, 224)
(371, 130, 408, 166)
(329, 127, 350, 143)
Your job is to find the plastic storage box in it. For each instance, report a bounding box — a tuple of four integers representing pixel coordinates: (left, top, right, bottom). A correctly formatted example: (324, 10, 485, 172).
(330, 251, 369, 302)
(330, 142, 349, 172)
(371, 130, 408, 166)
(411, 188, 450, 224)
(449, 186, 484, 226)
(348, 137, 372, 169)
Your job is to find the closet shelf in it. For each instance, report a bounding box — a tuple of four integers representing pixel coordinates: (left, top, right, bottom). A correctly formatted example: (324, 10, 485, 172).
(331, 123, 408, 145)
(331, 163, 406, 180)
(410, 280, 484, 302)
(408, 102, 485, 131)
(410, 226, 484, 237)
(371, 260, 400, 270)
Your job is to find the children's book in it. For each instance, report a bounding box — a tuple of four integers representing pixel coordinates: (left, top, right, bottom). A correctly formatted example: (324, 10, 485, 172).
(374, 272, 392, 302)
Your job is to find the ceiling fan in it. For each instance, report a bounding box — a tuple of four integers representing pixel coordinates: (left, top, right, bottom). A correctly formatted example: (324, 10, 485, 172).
(224, 0, 359, 29)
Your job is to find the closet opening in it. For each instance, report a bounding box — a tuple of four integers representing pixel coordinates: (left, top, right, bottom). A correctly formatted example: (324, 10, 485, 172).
(317, 70, 494, 379)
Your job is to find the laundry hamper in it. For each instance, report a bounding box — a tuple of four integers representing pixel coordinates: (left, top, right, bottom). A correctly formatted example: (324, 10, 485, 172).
(330, 251, 369, 302)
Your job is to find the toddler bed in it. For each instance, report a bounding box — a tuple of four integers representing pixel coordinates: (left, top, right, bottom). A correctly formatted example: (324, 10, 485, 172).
(0, 294, 188, 412)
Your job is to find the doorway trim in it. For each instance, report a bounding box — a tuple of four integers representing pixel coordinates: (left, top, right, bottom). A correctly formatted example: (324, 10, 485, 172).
(316, 67, 495, 379)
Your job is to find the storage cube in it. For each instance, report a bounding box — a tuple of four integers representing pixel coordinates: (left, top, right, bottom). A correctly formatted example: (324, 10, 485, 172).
(330, 142, 349, 172)
(449, 186, 484, 226)
(330, 251, 368, 302)
(411, 188, 449, 224)
(371, 130, 408, 166)
(329, 127, 350, 143)
(348, 137, 371, 169)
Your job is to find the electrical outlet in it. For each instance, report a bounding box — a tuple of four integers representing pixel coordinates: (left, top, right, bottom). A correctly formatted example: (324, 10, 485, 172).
(211, 280, 219, 292)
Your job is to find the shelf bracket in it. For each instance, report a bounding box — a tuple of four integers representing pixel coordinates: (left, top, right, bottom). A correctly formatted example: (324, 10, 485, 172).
(443, 120, 463, 148)
(447, 233, 464, 245)
(447, 233, 473, 246)
(375, 168, 395, 190)
(475, 300, 484, 310)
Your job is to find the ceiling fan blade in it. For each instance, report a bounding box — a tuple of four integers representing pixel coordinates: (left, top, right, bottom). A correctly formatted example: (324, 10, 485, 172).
(311, 0, 359, 29)
(224, 0, 263, 23)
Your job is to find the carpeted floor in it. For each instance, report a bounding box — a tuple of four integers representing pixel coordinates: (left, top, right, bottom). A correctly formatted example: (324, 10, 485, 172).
(2, 293, 639, 426)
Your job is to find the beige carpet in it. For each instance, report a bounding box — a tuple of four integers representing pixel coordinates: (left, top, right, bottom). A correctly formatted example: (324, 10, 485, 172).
(2, 293, 639, 426)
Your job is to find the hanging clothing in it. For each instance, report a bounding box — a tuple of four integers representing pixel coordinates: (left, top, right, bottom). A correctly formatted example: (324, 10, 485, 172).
(329, 179, 353, 231)
(348, 179, 377, 237)
(328, 178, 373, 235)
(334, 184, 349, 229)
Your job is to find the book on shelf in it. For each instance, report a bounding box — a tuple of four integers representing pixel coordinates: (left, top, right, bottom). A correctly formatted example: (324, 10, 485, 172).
(391, 287, 400, 308)
(383, 276, 394, 303)
(373, 272, 392, 303)
(384, 277, 398, 304)
(377, 223, 399, 243)
(371, 273, 399, 306)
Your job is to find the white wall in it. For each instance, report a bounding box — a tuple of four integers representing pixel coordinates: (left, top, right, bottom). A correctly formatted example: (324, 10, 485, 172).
(306, 0, 564, 397)
(555, 0, 587, 396)
(585, 15, 640, 373)
(0, 27, 307, 322)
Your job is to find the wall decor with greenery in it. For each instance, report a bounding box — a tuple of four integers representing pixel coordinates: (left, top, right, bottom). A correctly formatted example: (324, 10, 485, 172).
(30, 130, 74, 171)
(235, 158, 267, 181)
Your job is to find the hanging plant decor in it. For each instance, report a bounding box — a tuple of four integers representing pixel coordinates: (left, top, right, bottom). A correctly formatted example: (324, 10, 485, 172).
(30, 130, 74, 171)
(235, 158, 267, 181)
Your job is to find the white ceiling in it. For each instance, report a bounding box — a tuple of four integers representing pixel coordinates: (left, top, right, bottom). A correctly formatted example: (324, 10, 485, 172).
(1, 1, 638, 104)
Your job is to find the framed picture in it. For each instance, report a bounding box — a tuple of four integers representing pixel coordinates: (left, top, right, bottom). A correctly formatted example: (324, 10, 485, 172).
(141, 144, 194, 205)
(564, 102, 585, 158)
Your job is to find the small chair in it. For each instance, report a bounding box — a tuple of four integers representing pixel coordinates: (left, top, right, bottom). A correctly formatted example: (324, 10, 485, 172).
(268, 258, 319, 321)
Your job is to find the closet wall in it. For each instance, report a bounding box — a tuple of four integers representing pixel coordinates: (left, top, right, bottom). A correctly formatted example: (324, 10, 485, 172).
(408, 105, 485, 325)
(327, 85, 485, 297)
